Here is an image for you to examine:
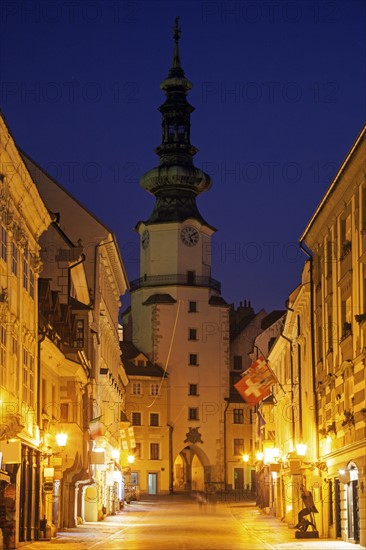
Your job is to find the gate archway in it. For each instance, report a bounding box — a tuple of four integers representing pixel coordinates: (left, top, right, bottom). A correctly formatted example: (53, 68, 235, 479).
(173, 445, 210, 492)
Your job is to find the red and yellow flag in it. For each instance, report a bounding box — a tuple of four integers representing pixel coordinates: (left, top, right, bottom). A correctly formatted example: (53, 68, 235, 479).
(234, 355, 276, 405)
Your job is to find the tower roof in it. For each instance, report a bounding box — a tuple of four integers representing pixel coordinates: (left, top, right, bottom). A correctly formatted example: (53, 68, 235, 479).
(139, 18, 212, 226)
(166, 16, 187, 81)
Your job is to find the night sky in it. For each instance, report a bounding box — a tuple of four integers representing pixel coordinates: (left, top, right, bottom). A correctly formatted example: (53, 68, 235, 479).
(1, 0, 365, 314)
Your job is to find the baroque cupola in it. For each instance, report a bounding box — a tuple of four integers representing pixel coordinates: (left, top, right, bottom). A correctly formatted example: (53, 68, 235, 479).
(139, 17, 212, 224)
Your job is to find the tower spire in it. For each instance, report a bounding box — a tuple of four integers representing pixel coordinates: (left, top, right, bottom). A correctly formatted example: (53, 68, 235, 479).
(139, 19, 212, 225)
(169, 16, 184, 78)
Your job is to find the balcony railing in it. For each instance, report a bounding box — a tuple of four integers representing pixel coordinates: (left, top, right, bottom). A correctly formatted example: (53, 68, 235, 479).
(130, 273, 221, 293)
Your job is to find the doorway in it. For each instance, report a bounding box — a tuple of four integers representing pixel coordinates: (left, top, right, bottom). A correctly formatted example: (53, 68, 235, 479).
(148, 473, 157, 495)
(234, 468, 244, 490)
(346, 463, 360, 543)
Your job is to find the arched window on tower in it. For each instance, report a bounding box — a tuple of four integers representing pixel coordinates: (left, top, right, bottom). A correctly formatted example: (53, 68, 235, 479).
(168, 124, 175, 140)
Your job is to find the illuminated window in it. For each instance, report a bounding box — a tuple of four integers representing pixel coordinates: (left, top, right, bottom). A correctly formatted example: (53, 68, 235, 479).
(60, 403, 69, 421)
(150, 443, 159, 460)
(234, 439, 244, 455)
(130, 472, 139, 484)
(132, 383, 141, 395)
(233, 356, 242, 370)
(23, 347, 35, 406)
(132, 412, 141, 426)
(150, 413, 159, 427)
(1, 227, 7, 262)
(23, 247, 29, 289)
(12, 242, 18, 275)
(150, 383, 159, 396)
(134, 443, 141, 459)
(188, 407, 199, 421)
(233, 409, 244, 424)
(29, 268, 34, 298)
(74, 319, 84, 348)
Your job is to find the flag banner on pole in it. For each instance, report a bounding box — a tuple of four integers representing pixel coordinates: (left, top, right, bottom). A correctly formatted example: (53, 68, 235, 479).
(257, 410, 266, 438)
(234, 355, 276, 405)
(88, 416, 104, 439)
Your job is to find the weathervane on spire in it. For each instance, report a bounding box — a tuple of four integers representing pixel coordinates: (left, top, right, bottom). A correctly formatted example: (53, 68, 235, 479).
(173, 16, 181, 42)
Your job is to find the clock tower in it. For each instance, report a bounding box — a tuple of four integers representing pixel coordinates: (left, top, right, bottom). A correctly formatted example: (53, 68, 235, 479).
(128, 18, 229, 495)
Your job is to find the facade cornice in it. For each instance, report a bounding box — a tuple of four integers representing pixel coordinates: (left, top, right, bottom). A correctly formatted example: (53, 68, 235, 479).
(320, 438, 366, 462)
(300, 124, 366, 247)
(0, 115, 51, 240)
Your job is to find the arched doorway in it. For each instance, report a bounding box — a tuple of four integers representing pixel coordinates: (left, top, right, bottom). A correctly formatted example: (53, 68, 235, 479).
(345, 462, 360, 543)
(173, 445, 209, 492)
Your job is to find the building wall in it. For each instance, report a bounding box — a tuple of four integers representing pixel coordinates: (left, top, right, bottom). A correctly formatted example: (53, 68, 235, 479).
(132, 286, 229, 486)
(17, 146, 129, 530)
(230, 309, 268, 372)
(302, 125, 366, 545)
(131, 204, 230, 492)
(126, 374, 169, 495)
(225, 402, 253, 491)
(264, 264, 319, 529)
(0, 114, 51, 547)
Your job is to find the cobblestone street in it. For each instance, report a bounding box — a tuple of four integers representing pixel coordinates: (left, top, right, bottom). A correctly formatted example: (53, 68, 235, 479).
(17, 495, 366, 550)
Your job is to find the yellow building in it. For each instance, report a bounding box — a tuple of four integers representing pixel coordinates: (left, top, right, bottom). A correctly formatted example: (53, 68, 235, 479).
(245, 311, 285, 511)
(300, 124, 366, 545)
(261, 125, 366, 545)
(226, 303, 275, 495)
(121, 342, 169, 496)
(22, 152, 130, 526)
(0, 114, 51, 548)
(264, 262, 319, 530)
(36, 219, 93, 530)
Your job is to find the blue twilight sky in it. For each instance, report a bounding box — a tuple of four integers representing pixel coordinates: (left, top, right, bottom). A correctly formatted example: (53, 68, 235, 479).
(0, 0, 365, 313)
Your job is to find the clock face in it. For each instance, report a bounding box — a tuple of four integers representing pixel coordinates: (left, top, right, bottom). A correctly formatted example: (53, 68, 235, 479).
(180, 226, 199, 247)
(141, 229, 150, 249)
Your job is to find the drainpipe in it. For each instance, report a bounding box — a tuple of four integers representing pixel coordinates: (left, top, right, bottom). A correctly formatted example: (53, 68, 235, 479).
(299, 241, 319, 461)
(297, 329, 303, 442)
(168, 423, 174, 494)
(37, 326, 47, 426)
(223, 398, 230, 490)
(280, 330, 295, 447)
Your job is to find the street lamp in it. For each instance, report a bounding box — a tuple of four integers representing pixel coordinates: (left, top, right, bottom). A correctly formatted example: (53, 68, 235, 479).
(296, 442, 307, 457)
(127, 455, 135, 464)
(111, 449, 120, 461)
(56, 433, 68, 448)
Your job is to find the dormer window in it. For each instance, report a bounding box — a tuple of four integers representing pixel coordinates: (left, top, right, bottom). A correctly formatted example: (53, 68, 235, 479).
(74, 319, 84, 349)
(132, 382, 141, 395)
(151, 383, 159, 396)
(137, 360, 145, 367)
